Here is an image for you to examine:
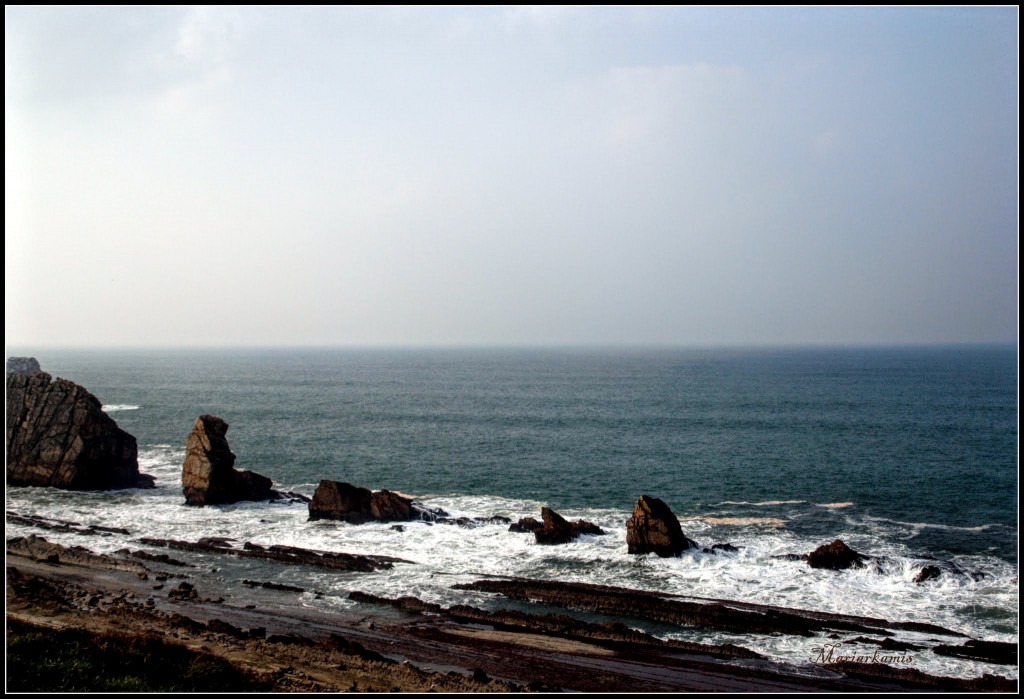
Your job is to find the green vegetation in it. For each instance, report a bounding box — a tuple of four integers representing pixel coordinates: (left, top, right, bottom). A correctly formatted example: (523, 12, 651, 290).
(6, 619, 270, 692)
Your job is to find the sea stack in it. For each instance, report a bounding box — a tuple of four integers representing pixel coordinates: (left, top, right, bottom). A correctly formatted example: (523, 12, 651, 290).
(625, 495, 696, 557)
(5, 361, 154, 490)
(181, 415, 276, 506)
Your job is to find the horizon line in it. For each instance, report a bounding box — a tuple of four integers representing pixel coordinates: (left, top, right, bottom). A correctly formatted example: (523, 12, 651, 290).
(4, 340, 1018, 353)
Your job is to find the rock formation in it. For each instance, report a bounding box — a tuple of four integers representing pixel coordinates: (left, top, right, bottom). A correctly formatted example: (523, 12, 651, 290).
(806, 539, 868, 570)
(6, 356, 41, 375)
(308, 479, 439, 523)
(181, 415, 276, 506)
(509, 507, 604, 544)
(625, 495, 696, 557)
(508, 516, 544, 533)
(6, 369, 153, 490)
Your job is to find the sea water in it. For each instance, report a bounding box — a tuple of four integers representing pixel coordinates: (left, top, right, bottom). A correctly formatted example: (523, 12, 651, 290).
(5, 346, 1018, 679)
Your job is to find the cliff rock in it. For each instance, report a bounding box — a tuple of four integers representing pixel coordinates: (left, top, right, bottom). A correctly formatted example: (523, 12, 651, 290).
(181, 415, 275, 506)
(6, 370, 153, 490)
(308, 479, 438, 523)
(625, 495, 696, 557)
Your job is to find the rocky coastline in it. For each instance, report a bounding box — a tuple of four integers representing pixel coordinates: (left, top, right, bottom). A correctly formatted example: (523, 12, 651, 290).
(5, 356, 1017, 691)
(6, 529, 1016, 692)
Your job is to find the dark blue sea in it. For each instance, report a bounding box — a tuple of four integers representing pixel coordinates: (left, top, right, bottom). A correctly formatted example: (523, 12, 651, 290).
(6, 346, 1018, 678)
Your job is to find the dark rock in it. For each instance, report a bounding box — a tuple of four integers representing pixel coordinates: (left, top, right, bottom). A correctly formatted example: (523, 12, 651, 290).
(275, 490, 312, 504)
(138, 536, 410, 572)
(531, 507, 605, 545)
(932, 640, 1018, 666)
(6, 357, 41, 375)
(308, 479, 439, 524)
(168, 581, 198, 601)
(509, 516, 544, 533)
(772, 553, 809, 562)
(267, 634, 314, 646)
(807, 539, 868, 570)
(242, 579, 305, 593)
(206, 618, 247, 639)
(181, 415, 276, 506)
(849, 636, 926, 651)
(625, 495, 697, 557)
(711, 543, 740, 554)
(455, 577, 966, 639)
(370, 488, 414, 521)
(349, 590, 764, 661)
(435, 515, 506, 528)
(913, 565, 942, 583)
(6, 371, 154, 490)
(910, 559, 985, 583)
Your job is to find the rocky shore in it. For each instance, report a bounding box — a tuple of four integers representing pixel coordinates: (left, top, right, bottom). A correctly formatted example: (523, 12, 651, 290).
(6, 527, 1016, 693)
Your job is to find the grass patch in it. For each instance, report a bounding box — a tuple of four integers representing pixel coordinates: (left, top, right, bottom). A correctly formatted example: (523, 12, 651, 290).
(6, 618, 271, 692)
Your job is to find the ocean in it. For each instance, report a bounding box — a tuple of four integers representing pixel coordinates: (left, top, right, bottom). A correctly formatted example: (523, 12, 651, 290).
(5, 346, 1018, 679)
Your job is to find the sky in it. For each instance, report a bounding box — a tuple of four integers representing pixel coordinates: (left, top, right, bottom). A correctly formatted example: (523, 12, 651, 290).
(5, 7, 1019, 348)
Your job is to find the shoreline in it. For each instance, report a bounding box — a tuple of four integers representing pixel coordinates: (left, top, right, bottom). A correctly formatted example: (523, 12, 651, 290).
(6, 534, 1016, 692)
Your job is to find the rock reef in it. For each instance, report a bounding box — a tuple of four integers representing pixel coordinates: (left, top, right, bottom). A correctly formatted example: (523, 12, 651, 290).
(181, 415, 276, 506)
(6, 368, 153, 490)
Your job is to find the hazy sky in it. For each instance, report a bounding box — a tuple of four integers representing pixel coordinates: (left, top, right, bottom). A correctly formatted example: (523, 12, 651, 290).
(5, 7, 1018, 347)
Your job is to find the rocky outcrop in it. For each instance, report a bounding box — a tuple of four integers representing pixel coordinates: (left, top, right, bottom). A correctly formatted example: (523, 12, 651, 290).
(138, 537, 410, 572)
(509, 507, 605, 544)
(308, 480, 440, 523)
(6, 370, 153, 490)
(509, 516, 544, 533)
(625, 495, 696, 557)
(806, 539, 868, 570)
(348, 591, 763, 661)
(6, 356, 41, 375)
(932, 640, 1018, 666)
(181, 415, 275, 506)
(456, 578, 967, 639)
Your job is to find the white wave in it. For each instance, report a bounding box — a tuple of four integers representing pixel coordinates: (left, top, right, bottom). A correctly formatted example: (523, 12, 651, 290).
(3, 485, 1016, 681)
(686, 516, 787, 527)
(859, 515, 1006, 533)
(815, 502, 854, 509)
(719, 500, 806, 506)
(101, 404, 140, 412)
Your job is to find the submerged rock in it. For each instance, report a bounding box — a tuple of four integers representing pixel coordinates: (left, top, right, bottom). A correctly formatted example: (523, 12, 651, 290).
(806, 539, 868, 570)
(625, 495, 696, 557)
(6, 370, 153, 490)
(308, 479, 441, 523)
(913, 564, 942, 583)
(181, 415, 276, 506)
